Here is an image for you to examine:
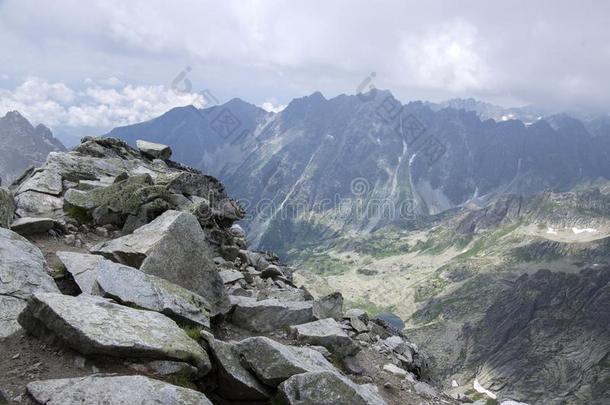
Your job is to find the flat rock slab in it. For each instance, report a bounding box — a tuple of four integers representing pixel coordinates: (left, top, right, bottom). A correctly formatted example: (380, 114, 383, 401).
(16, 169, 63, 196)
(235, 336, 336, 387)
(56, 251, 212, 327)
(27, 374, 213, 405)
(290, 318, 360, 358)
(91, 210, 227, 314)
(278, 371, 387, 405)
(137, 139, 172, 160)
(14, 190, 63, 217)
(11, 217, 58, 236)
(0, 228, 58, 338)
(18, 292, 211, 372)
(219, 269, 245, 284)
(231, 298, 314, 332)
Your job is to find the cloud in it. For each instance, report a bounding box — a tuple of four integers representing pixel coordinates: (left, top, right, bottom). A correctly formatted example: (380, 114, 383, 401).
(0, 0, 609, 113)
(0, 77, 205, 129)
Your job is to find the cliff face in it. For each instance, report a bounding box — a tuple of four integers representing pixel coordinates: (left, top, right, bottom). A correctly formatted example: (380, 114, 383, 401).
(0, 136, 458, 405)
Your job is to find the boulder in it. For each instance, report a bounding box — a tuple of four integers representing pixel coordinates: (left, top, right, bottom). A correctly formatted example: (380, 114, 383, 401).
(27, 375, 213, 405)
(18, 293, 211, 372)
(277, 371, 387, 405)
(235, 336, 336, 387)
(91, 210, 228, 314)
(206, 338, 273, 401)
(0, 228, 58, 338)
(14, 190, 63, 217)
(313, 292, 343, 320)
(219, 269, 245, 284)
(11, 217, 59, 236)
(16, 169, 63, 196)
(137, 139, 173, 160)
(231, 298, 314, 332)
(56, 251, 212, 327)
(55, 251, 105, 294)
(289, 318, 360, 358)
(0, 187, 15, 228)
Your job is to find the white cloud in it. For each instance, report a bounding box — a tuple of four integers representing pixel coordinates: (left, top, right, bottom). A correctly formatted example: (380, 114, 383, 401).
(0, 77, 205, 129)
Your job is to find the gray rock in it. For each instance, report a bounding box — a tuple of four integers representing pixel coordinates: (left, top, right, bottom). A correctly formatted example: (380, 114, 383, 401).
(414, 381, 438, 398)
(344, 308, 369, 323)
(258, 288, 312, 302)
(235, 336, 337, 387)
(14, 190, 63, 217)
(349, 316, 370, 333)
(290, 318, 360, 358)
(27, 374, 212, 405)
(231, 298, 314, 332)
(18, 292, 211, 372)
(129, 360, 198, 378)
(55, 251, 105, 294)
(313, 292, 343, 320)
(0, 228, 58, 338)
(219, 269, 245, 284)
(207, 338, 273, 401)
(95, 259, 212, 328)
(16, 170, 63, 196)
(277, 371, 387, 405)
(261, 265, 284, 279)
(91, 210, 228, 314)
(0, 187, 15, 228)
(244, 250, 270, 271)
(11, 217, 58, 236)
(56, 251, 212, 327)
(137, 139, 172, 160)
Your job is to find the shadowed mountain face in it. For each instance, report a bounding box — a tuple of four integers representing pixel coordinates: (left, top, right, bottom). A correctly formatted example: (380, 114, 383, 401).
(107, 92, 610, 255)
(0, 111, 66, 185)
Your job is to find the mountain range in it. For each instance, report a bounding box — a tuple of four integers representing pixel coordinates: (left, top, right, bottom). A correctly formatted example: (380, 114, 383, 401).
(0, 111, 66, 186)
(107, 91, 610, 254)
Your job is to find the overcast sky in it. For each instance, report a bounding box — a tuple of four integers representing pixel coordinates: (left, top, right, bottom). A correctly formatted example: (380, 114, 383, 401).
(1, 0, 609, 139)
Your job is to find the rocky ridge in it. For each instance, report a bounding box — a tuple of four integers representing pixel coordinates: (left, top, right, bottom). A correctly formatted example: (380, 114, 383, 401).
(0, 137, 462, 404)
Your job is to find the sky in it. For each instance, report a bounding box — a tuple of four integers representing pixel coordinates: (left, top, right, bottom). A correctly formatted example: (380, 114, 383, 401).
(1, 0, 609, 142)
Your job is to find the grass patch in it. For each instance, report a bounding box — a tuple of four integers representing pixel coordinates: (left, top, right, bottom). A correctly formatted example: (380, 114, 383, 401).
(297, 254, 350, 276)
(456, 222, 520, 259)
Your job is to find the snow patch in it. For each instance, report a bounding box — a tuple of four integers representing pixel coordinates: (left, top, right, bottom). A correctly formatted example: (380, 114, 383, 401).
(546, 227, 557, 235)
(572, 227, 597, 234)
(473, 379, 496, 400)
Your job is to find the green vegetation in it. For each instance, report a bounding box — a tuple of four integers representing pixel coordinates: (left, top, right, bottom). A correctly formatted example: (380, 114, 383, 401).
(414, 275, 449, 302)
(297, 253, 350, 276)
(64, 205, 92, 223)
(345, 299, 396, 317)
(181, 325, 202, 342)
(456, 222, 521, 259)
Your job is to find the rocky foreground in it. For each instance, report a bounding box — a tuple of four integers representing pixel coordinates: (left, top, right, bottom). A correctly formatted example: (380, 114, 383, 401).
(0, 137, 470, 404)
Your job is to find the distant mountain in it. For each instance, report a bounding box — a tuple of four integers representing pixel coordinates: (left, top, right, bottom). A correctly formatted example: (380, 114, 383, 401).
(0, 111, 66, 185)
(108, 92, 610, 254)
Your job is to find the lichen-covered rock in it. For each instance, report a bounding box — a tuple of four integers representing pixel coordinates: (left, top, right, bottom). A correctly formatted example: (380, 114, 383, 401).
(235, 336, 336, 387)
(0, 187, 15, 228)
(137, 139, 173, 160)
(231, 298, 314, 332)
(205, 337, 273, 401)
(27, 375, 213, 405)
(91, 210, 228, 314)
(18, 292, 211, 372)
(0, 228, 58, 337)
(277, 371, 387, 405)
(289, 318, 360, 358)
